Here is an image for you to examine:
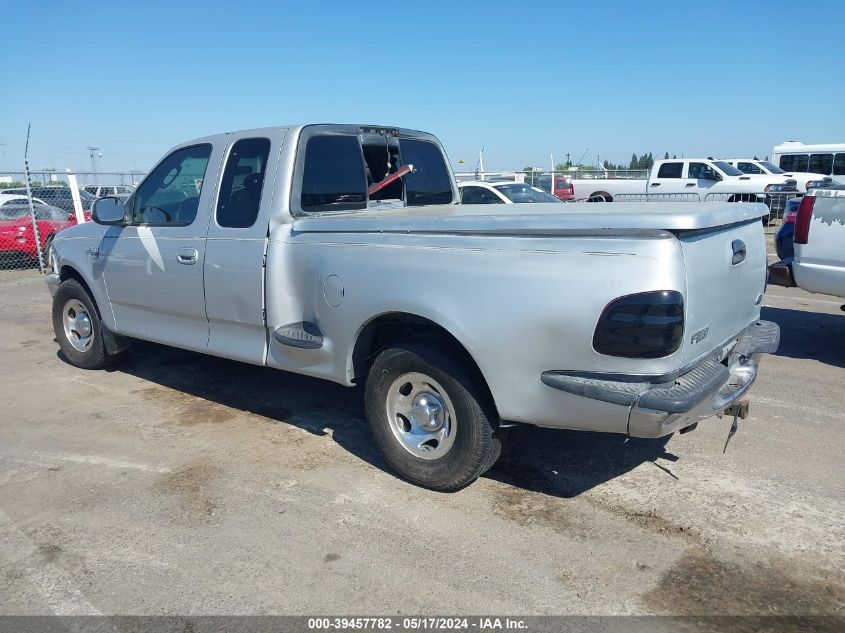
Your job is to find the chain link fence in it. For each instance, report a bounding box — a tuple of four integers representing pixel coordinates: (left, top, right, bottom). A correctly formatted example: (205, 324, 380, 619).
(0, 170, 145, 277)
(1, 163, 797, 280)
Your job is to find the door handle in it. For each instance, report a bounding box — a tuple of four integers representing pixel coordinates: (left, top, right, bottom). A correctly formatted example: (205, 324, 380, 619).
(685, 183, 696, 187)
(650, 183, 661, 187)
(177, 247, 199, 265)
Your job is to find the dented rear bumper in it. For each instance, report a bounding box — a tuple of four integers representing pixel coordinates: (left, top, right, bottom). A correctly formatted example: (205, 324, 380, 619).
(541, 320, 780, 438)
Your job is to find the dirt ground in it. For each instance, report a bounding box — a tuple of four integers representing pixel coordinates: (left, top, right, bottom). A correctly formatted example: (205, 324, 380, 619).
(0, 274, 843, 624)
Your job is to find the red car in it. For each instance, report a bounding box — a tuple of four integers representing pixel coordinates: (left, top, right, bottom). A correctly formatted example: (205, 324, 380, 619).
(0, 195, 78, 266)
(553, 176, 575, 200)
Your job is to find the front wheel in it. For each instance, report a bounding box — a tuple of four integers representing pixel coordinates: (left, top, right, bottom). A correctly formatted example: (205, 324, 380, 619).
(364, 339, 500, 491)
(52, 278, 117, 369)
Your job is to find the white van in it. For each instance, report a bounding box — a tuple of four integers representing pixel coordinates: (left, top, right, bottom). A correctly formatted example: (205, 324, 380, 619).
(771, 142, 845, 180)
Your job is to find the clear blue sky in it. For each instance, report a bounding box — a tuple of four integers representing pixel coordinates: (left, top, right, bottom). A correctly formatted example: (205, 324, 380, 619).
(2, 0, 844, 173)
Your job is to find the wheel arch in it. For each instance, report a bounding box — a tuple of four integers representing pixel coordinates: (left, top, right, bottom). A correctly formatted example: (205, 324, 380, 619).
(349, 311, 498, 418)
(57, 263, 116, 331)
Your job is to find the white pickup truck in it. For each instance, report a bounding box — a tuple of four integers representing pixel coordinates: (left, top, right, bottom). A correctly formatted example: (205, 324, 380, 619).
(569, 158, 796, 204)
(45, 124, 779, 490)
(723, 159, 833, 193)
(769, 186, 845, 301)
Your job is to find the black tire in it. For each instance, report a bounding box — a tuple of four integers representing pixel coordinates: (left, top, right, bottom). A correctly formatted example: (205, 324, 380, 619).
(52, 278, 114, 369)
(364, 339, 500, 491)
(589, 191, 612, 202)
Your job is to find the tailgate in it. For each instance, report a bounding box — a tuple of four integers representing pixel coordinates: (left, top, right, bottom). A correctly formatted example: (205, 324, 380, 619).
(678, 219, 767, 366)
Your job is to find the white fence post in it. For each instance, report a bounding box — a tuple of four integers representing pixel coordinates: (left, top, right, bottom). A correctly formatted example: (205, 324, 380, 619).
(66, 173, 86, 223)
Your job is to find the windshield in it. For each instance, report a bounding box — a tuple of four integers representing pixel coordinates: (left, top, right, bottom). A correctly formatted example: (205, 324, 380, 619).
(495, 184, 562, 203)
(759, 161, 785, 174)
(713, 161, 744, 176)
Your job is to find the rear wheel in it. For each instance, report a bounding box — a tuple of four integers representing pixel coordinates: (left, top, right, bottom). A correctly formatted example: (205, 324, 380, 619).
(364, 339, 500, 491)
(52, 279, 117, 369)
(589, 191, 612, 202)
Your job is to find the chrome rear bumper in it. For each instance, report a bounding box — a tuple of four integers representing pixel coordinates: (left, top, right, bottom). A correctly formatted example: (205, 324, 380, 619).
(541, 320, 780, 438)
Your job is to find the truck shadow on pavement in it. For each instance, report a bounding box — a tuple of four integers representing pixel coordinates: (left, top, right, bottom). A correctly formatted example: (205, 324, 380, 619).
(761, 305, 845, 369)
(486, 428, 675, 498)
(68, 340, 677, 497)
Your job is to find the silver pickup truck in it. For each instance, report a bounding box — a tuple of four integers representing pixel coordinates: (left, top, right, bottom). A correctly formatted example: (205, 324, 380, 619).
(46, 124, 779, 490)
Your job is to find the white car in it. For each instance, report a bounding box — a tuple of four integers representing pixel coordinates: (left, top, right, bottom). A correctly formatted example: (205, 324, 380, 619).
(723, 159, 831, 192)
(458, 181, 563, 204)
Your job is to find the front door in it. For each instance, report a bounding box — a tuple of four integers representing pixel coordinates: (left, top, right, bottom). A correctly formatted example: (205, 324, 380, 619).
(101, 142, 223, 351)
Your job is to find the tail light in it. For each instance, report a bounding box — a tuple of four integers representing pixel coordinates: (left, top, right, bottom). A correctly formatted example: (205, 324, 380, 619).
(782, 203, 799, 224)
(794, 196, 816, 244)
(593, 290, 684, 359)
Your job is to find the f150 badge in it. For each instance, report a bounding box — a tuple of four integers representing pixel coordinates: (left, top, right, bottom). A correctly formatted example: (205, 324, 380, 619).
(691, 326, 709, 345)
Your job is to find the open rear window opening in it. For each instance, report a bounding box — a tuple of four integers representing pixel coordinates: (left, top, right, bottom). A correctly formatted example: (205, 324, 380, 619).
(299, 131, 453, 213)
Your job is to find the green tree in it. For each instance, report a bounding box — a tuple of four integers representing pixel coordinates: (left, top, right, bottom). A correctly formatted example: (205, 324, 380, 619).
(664, 152, 669, 160)
(629, 153, 639, 170)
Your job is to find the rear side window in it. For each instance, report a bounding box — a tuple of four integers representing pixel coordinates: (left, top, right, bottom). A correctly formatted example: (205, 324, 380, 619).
(809, 153, 833, 175)
(779, 154, 809, 172)
(400, 139, 453, 206)
(834, 154, 845, 176)
(217, 137, 271, 228)
(657, 162, 683, 178)
(301, 135, 367, 212)
(737, 162, 762, 174)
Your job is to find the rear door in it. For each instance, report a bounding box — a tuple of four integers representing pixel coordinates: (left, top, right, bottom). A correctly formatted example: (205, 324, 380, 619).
(648, 161, 687, 195)
(204, 129, 286, 364)
(101, 142, 224, 351)
(677, 219, 767, 366)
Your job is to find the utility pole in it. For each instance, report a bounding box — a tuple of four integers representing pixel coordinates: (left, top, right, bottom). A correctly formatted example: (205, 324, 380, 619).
(87, 146, 101, 181)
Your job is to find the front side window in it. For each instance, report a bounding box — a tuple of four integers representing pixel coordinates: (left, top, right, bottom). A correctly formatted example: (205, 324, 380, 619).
(657, 162, 683, 178)
(687, 162, 710, 179)
(495, 184, 561, 203)
(217, 137, 271, 228)
(780, 154, 809, 172)
(301, 135, 367, 212)
(460, 186, 502, 204)
(809, 153, 833, 175)
(133, 144, 212, 225)
(833, 154, 845, 176)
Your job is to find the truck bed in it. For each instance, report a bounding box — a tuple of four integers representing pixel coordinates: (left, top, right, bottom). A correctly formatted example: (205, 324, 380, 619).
(292, 201, 769, 234)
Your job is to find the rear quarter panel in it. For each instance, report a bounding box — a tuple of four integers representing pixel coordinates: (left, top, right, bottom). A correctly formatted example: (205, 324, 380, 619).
(265, 227, 686, 432)
(794, 189, 845, 298)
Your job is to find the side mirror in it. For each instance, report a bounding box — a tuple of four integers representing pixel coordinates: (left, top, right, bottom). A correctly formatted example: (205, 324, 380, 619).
(703, 169, 721, 181)
(92, 196, 127, 225)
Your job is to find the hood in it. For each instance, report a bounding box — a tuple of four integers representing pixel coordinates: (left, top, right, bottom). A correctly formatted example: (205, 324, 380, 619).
(292, 201, 769, 235)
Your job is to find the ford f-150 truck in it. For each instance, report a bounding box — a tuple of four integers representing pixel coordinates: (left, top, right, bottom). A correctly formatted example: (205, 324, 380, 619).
(569, 158, 796, 204)
(769, 186, 845, 301)
(45, 124, 779, 490)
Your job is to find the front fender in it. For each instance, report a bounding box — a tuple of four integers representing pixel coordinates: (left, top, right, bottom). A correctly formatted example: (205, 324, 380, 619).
(51, 228, 115, 331)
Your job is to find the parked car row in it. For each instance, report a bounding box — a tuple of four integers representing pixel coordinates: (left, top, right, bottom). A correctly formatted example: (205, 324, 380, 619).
(0, 194, 83, 266)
